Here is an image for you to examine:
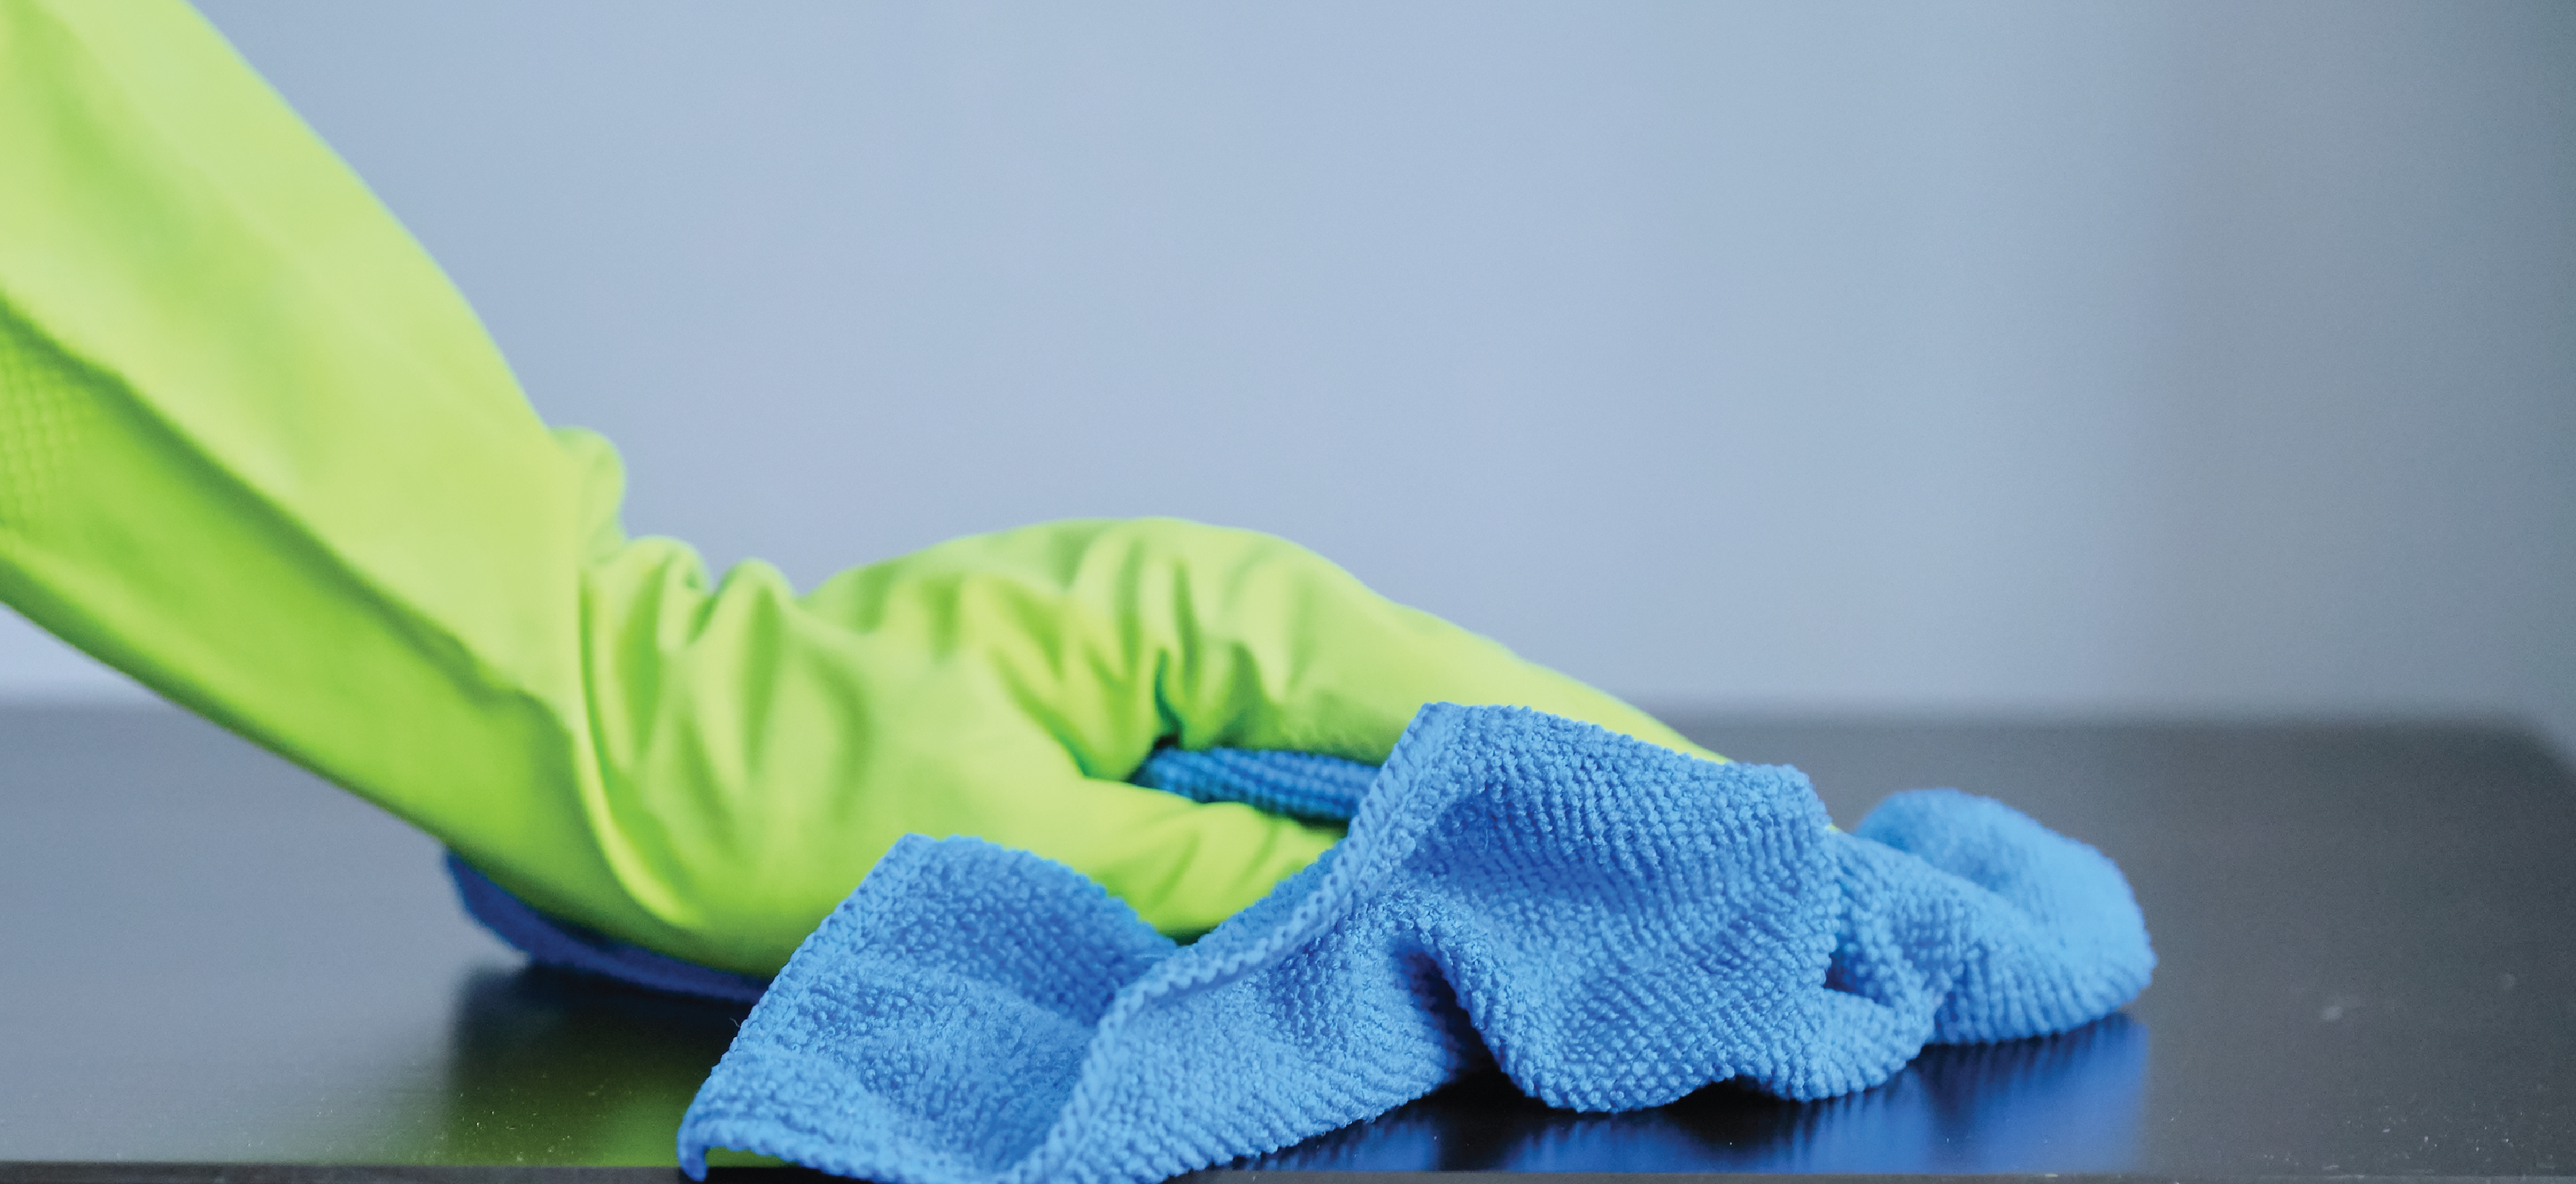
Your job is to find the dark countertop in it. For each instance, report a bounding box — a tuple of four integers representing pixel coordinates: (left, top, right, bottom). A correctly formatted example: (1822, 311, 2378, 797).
(2, 705, 2570, 1178)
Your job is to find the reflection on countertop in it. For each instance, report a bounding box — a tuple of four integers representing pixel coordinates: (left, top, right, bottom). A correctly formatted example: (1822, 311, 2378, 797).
(422, 963, 2145, 1171)
(1245, 1014, 2145, 1174)
(429, 967, 752, 1166)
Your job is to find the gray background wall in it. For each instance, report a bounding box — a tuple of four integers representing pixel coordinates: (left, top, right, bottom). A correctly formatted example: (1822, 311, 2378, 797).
(6, 1, 2572, 755)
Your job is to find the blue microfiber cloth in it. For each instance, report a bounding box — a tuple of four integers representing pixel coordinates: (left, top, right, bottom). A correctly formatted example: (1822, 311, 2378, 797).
(669, 703, 2153, 1184)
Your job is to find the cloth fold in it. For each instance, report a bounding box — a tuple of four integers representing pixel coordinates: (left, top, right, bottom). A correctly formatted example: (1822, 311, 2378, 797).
(669, 704, 2153, 1184)
(1128, 746, 1377, 821)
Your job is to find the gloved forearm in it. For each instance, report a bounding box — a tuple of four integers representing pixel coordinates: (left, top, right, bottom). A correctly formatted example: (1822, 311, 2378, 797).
(0, 0, 649, 941)
(0, 0, 1710, 974)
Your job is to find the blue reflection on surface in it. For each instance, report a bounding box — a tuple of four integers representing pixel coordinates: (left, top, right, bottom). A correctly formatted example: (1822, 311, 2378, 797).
(1243, 1013, 2147, 1173)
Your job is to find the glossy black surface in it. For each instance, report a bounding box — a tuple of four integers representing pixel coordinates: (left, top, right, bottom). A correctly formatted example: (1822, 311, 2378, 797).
(3, 706, 2572, 1174)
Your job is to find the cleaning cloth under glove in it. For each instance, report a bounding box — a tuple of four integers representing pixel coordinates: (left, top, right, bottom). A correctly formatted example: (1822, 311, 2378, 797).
(665, 704, 2154, 1184)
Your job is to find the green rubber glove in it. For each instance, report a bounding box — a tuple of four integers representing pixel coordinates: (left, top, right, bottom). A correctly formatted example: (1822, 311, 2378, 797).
(0, 0, 1715, 974)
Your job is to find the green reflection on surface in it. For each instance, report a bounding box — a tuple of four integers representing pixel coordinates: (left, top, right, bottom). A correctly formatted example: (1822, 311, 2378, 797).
(424, 967, 779, 1166)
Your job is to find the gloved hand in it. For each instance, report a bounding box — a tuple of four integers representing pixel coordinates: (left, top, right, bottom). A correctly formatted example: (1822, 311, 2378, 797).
(0, 0, 1711, 974)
